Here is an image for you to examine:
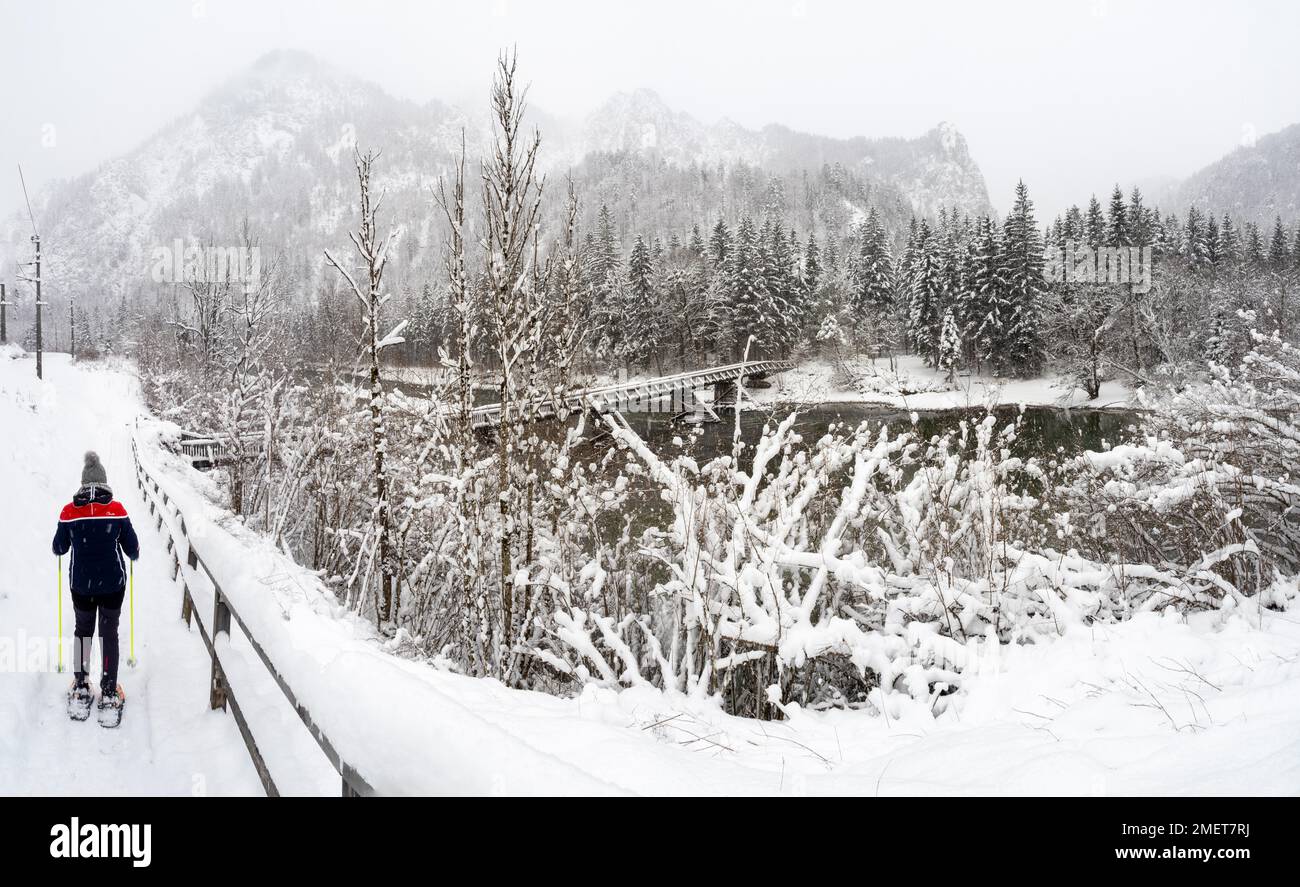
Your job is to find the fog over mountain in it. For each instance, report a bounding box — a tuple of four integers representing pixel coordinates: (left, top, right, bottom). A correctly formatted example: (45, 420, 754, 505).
(1, 50, 991, 308)
(1165, 123, 1300, 227)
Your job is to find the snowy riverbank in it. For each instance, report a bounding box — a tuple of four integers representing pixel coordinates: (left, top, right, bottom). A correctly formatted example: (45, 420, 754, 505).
(746, 355, 1135, 413)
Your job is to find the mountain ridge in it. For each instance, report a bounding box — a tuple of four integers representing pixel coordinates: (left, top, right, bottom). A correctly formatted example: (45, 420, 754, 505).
(2, 50, 992, 311)
(1168, 123, 1300, 227)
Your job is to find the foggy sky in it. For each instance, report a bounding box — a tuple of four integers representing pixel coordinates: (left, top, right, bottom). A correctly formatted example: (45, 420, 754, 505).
(2, 0, 1297, 222)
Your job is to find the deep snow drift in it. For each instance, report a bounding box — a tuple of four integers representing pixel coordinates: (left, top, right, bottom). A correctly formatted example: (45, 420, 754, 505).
(2, 350, 1297, 795)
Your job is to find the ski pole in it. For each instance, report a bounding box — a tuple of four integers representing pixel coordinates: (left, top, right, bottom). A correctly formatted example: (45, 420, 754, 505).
(57, 555, 64, 673)
(127, 561, 137, 667)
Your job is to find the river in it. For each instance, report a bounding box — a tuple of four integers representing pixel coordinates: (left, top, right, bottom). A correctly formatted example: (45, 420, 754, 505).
(569, 402, 1139, 535)
(607, 402, 1138, 460)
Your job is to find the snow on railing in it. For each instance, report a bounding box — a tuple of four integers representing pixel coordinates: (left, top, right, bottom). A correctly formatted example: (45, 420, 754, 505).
(131, 435, 373, 796)
(131, 430, 628, 796)
(176, 428, 266, 469)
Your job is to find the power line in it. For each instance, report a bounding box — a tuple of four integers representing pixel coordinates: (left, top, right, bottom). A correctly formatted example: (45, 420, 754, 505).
(17, 164, 39, 238)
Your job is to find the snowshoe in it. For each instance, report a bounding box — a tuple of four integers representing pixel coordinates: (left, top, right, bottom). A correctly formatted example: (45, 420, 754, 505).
(96, 684, 126, 728)
(67, 681, 94, 721)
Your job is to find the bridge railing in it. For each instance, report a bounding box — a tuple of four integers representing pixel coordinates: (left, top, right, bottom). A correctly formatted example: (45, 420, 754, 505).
(467, 359, 795, 426)
(479, 358, 794, 405)
(131, 435, 373, 797)
(176, 429, 266, 467)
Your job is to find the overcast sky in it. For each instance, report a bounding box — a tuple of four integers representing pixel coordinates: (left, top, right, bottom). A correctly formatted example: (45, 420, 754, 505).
(2, 0, 1297, 221)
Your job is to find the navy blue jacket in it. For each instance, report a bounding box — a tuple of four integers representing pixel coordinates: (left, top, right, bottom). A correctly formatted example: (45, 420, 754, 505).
(52, 485, 140, 597)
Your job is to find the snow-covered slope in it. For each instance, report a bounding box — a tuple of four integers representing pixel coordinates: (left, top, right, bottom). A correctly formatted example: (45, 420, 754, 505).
(569, 88, 990, 220)
(569, 88, 770, 168)
(749, 354, 1134, 411)
(1, 51, 464, 309)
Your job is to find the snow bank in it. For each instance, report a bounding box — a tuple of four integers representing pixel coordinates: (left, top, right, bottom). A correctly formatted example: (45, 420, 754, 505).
(526, 354, 1134, 415)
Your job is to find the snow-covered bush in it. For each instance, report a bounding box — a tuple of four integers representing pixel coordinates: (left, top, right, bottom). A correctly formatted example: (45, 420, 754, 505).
(139, 322, 1300, 720)
(1036, 332, 1300, 617)
(529, 337, 1300, 717)
(1169, 333, 1300, 577)
(1116, 333, 1297, 572)
(528, 408, 1195, 716)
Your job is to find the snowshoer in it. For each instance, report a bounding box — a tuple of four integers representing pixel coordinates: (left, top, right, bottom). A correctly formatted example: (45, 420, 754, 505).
(52, 452, 139, 725)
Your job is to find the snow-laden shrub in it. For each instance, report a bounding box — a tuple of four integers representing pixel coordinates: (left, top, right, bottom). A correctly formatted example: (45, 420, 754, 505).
(1165, 333, 1300, 577)
(1070, 332, 1300, 584)
(1037, 331, 1300, 618)
(141, 330, 1298, 720)
(1059, 435, 1270, 609)
(532, 407, 1248, 717)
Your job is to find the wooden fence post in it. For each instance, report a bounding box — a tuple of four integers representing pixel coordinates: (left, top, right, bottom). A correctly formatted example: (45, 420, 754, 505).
(210, 590, 232, 711)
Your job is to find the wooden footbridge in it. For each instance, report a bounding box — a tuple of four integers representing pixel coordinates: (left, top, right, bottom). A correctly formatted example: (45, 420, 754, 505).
(465, 359, 794, 430)
(177, 360, 794, 467)
(177, 433, 237, 469)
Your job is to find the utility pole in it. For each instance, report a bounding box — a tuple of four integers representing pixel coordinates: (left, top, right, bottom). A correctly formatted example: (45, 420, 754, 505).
(0, 283, 9, 343)
(33, 234, 44, 379)
(18, 166, 43, 378)
(69, 296, 75, 361)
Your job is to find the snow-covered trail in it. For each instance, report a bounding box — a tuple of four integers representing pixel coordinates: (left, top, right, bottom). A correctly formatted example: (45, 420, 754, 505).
(0, 352, 261, 796)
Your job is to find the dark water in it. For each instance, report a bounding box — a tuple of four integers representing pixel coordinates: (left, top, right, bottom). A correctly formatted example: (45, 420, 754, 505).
(575, 403, 1140, 536)
(607, 402, 1138, 463)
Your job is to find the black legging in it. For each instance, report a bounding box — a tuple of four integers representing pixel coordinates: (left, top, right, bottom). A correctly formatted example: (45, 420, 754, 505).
(72, 591, 124, 694)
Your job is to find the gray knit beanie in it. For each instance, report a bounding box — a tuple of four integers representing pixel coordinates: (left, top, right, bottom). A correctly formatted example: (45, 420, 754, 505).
(81, 451, 108, 486)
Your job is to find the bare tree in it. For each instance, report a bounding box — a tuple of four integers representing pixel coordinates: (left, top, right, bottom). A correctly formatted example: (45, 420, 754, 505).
(480, 51, 548, 658)
(326, 149, 406, 626)
(435, 133, 492, 669)
(220, 222, 287, 520)
(168, 236, 233, 370)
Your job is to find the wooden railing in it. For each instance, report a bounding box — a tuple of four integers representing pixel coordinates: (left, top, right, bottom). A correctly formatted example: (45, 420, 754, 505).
(176, 433, 231, 468)
(176, 430, 267, 468)
(467, 358, 796, 429)
(131, 436, 373, 797)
